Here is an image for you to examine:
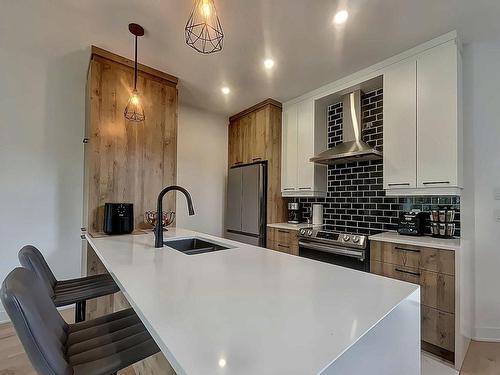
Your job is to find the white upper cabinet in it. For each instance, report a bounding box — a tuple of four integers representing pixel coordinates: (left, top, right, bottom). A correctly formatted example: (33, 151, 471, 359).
(417, 42, 461, 189)
(282, 104, 298, 191)
(384, 39, 462, 195)
(383, 59, 417, 189)
(281, 99, 327, 197)
(297, 100, 315, 191)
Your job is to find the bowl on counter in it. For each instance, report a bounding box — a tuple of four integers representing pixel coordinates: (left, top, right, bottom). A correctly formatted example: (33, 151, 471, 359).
(144, 210, 175, 229)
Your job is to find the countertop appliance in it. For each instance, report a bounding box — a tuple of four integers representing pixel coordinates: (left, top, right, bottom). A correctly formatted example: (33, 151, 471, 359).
(287, 202, 302, 224)
(309, 90, 382, 165)
(225, 163, 267, 246)
(103, 203, 134, 235)
(397, 211, 430, 236)
(298, 227, 369, 272)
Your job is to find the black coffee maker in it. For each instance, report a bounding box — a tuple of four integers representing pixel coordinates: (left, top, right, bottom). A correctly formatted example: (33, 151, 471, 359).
(287, 202, 302, 224)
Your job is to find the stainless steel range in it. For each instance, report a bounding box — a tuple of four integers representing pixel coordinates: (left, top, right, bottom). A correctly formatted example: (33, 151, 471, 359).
(298, 227, 370, 272)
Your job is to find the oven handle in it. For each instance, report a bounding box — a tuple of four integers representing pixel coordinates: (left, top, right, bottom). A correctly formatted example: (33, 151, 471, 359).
(299, 240, 366, 261)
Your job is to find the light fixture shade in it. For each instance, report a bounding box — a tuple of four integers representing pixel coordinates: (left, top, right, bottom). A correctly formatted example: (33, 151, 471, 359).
(185, 0, 224, 54)
(124, 90, 145, 122)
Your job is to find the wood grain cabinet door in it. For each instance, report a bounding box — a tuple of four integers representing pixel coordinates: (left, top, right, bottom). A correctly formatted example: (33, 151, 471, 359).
(422, 306, 455, 352)
(371, 261, 455, 314)
(250, 108, 267, 162)
(228, 120, 244, 167)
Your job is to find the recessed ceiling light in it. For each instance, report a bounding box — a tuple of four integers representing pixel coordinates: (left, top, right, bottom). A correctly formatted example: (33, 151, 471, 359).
(221, 87, 230, 95)
(333, 10, 348, 25)
(264, 58, 275, 69)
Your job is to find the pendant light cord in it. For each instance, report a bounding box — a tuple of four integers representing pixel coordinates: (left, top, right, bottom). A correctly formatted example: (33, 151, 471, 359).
(134, 35, 138, 90)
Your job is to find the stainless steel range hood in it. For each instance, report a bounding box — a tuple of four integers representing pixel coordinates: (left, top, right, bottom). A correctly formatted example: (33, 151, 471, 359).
(310, 90, 382, 165)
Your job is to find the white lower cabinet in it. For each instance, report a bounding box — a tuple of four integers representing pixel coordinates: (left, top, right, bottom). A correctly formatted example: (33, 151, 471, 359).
(384, 39, 462, 196)
(281, 99, 327, 197)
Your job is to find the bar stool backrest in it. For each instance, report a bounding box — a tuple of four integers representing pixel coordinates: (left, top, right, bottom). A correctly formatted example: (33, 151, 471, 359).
(18, 245, 57, 299)
(1, 267, 71, 375)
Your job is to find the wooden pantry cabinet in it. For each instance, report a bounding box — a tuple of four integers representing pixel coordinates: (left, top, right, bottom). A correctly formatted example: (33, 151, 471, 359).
(228, 99, 287, 225)
(383, 39, 462, 195)
(371, 240, 456, 361)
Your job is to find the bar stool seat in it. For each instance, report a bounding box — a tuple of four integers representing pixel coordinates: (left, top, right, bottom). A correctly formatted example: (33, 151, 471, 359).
(1, 268, 160, 375)
(18, 245, 120, 321)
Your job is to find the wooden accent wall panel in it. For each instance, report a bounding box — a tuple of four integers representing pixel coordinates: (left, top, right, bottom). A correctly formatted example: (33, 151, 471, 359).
(85, 47, 179, 375)
(85, 49, 177, 235)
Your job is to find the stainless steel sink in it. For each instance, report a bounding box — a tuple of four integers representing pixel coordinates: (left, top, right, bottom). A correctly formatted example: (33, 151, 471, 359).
(163, 237, 230, 255)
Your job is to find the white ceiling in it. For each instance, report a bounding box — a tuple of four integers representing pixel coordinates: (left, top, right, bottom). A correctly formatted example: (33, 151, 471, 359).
(3, 0, 500, 116)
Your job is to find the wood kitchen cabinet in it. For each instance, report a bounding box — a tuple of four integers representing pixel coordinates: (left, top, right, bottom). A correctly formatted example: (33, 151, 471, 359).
(383, 39, 462, 195)
(266, 227, 299, 255)
(228, 99, 287, 225)
(371, 240, 456, 362)
(281, 98, 327, 197)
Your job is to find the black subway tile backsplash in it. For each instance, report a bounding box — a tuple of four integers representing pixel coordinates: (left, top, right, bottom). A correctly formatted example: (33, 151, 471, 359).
(297, 89, 461, 236)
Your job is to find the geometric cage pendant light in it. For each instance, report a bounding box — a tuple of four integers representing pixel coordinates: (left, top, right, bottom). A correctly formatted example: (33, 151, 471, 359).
(185, 0, 224, 54)
(124, 23, 146, 122)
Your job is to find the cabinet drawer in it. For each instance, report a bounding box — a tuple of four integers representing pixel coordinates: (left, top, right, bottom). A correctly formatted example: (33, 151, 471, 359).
(267, 228, 297, 244)
(422, 306, 455, 352)
(370, 261, 455, 313)
(371, 241, 455, 275)
(267, 240, 299, 256)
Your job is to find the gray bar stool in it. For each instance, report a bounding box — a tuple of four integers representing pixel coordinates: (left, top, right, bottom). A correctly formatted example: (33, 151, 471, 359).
(1, 267, 160, 375)
(18, 245, 119, 322)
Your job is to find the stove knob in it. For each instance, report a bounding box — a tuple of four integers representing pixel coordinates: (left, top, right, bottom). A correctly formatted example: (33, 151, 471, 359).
(352, 236, 360, 243)
(307, 229, 314, 237)
(343, 234, 350, 242)
(299, 229, 306, 236)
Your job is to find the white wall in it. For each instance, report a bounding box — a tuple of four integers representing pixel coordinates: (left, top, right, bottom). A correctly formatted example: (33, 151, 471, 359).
(176, 106, 228, 236)
(0, 34, 88, 322)
(462, 41, 500, 340)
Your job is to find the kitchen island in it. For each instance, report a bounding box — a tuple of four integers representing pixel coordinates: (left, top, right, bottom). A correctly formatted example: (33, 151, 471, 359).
(86, 228, 420, 375)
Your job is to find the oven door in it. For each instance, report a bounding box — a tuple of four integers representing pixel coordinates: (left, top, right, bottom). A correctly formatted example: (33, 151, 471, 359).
(298, 240, 369, 272)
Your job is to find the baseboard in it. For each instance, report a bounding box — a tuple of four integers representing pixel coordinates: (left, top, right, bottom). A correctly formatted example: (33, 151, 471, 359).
(473, 327, 500, 342)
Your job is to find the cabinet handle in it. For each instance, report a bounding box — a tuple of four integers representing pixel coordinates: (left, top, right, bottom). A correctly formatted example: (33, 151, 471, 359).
(278, 244, 290, 249)
(299, 187, 312, 190)
(394, 246, 421, 253)
(252, 157, 262, 161)
(283, 188, 295, 191)
(234, 161, 243, 165)
(388, 183, 410, 187)
(395, 268, 421, 277)
(422, 181, 450, 185)
(277, 230, 289, 234)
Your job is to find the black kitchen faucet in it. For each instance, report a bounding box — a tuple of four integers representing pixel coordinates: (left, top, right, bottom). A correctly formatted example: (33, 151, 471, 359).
(154, 186, 195, 248)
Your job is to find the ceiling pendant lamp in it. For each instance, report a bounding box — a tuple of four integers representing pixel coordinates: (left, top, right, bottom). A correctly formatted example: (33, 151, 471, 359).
(124, 23, 145, 122)
(185, 0, 224, 54)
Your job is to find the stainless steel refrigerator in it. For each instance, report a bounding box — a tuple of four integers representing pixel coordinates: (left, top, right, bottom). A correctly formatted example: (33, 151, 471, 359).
(225, 163, 267, 246)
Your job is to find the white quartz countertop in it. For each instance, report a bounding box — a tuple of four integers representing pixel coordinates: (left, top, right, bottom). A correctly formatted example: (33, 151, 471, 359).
(369, 231, 461, 251)
(267, 222, 320, 230)
(86, 228, 418, 375)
